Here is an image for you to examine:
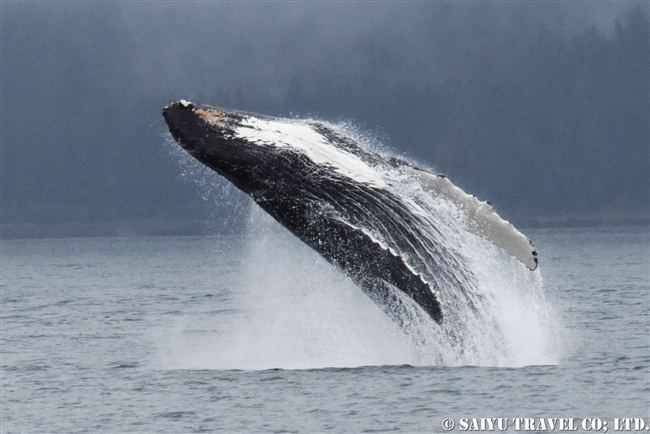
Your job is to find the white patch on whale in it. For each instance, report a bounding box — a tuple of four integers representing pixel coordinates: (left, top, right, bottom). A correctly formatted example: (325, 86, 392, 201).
(235, 117, 387, 188)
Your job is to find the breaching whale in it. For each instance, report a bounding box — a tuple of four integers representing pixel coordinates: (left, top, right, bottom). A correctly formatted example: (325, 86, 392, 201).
(163, 100, 537, 325)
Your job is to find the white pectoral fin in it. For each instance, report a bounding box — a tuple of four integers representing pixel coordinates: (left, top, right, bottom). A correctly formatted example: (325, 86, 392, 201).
(409, 168, 538, 271)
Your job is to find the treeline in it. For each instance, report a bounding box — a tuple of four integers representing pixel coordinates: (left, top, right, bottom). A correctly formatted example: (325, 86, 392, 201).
(2, 6, 647, 232)
(271, 8, 649, 224)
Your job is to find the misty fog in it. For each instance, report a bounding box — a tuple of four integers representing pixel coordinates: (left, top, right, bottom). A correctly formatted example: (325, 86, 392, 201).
(1, 2, 648, 238)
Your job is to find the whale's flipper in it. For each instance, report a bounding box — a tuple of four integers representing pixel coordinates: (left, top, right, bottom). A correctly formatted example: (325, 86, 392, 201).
(406, 168, 538, 271)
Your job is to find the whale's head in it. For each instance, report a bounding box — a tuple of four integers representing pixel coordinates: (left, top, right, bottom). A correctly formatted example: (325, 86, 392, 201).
(163, 99, 390, 193)
(162, 100, 279, 190)
(163, 100, 266, 144)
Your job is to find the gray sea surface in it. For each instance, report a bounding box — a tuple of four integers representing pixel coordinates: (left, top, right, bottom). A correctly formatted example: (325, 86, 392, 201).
(2, 226, 648, 432)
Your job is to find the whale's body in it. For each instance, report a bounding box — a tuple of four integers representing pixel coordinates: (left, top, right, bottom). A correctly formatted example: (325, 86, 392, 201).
(163, 101, 537, 325)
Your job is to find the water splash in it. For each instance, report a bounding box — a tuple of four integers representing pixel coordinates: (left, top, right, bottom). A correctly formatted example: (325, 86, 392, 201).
(162, 132, 251, 230)
(158, 207, 558, 370)
(159, 121, 560, 370)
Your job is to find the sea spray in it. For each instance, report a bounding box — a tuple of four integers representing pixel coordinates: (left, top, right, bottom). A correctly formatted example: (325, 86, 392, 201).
(159, 116, 560, 369)
(157, 205, 557, 369)
(163, 133, 251, 232)
(157, 207, 418, 370)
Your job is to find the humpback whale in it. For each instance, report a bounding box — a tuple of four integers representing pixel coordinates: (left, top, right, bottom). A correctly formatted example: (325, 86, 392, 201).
(163, 100, 537, 325)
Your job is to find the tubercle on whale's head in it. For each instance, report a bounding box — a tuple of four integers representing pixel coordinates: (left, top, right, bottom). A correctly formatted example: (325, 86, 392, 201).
(194, 108, 225, 125)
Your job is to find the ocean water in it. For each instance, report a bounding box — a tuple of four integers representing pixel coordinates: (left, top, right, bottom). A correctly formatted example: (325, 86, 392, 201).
(2, 224, 648, 432)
